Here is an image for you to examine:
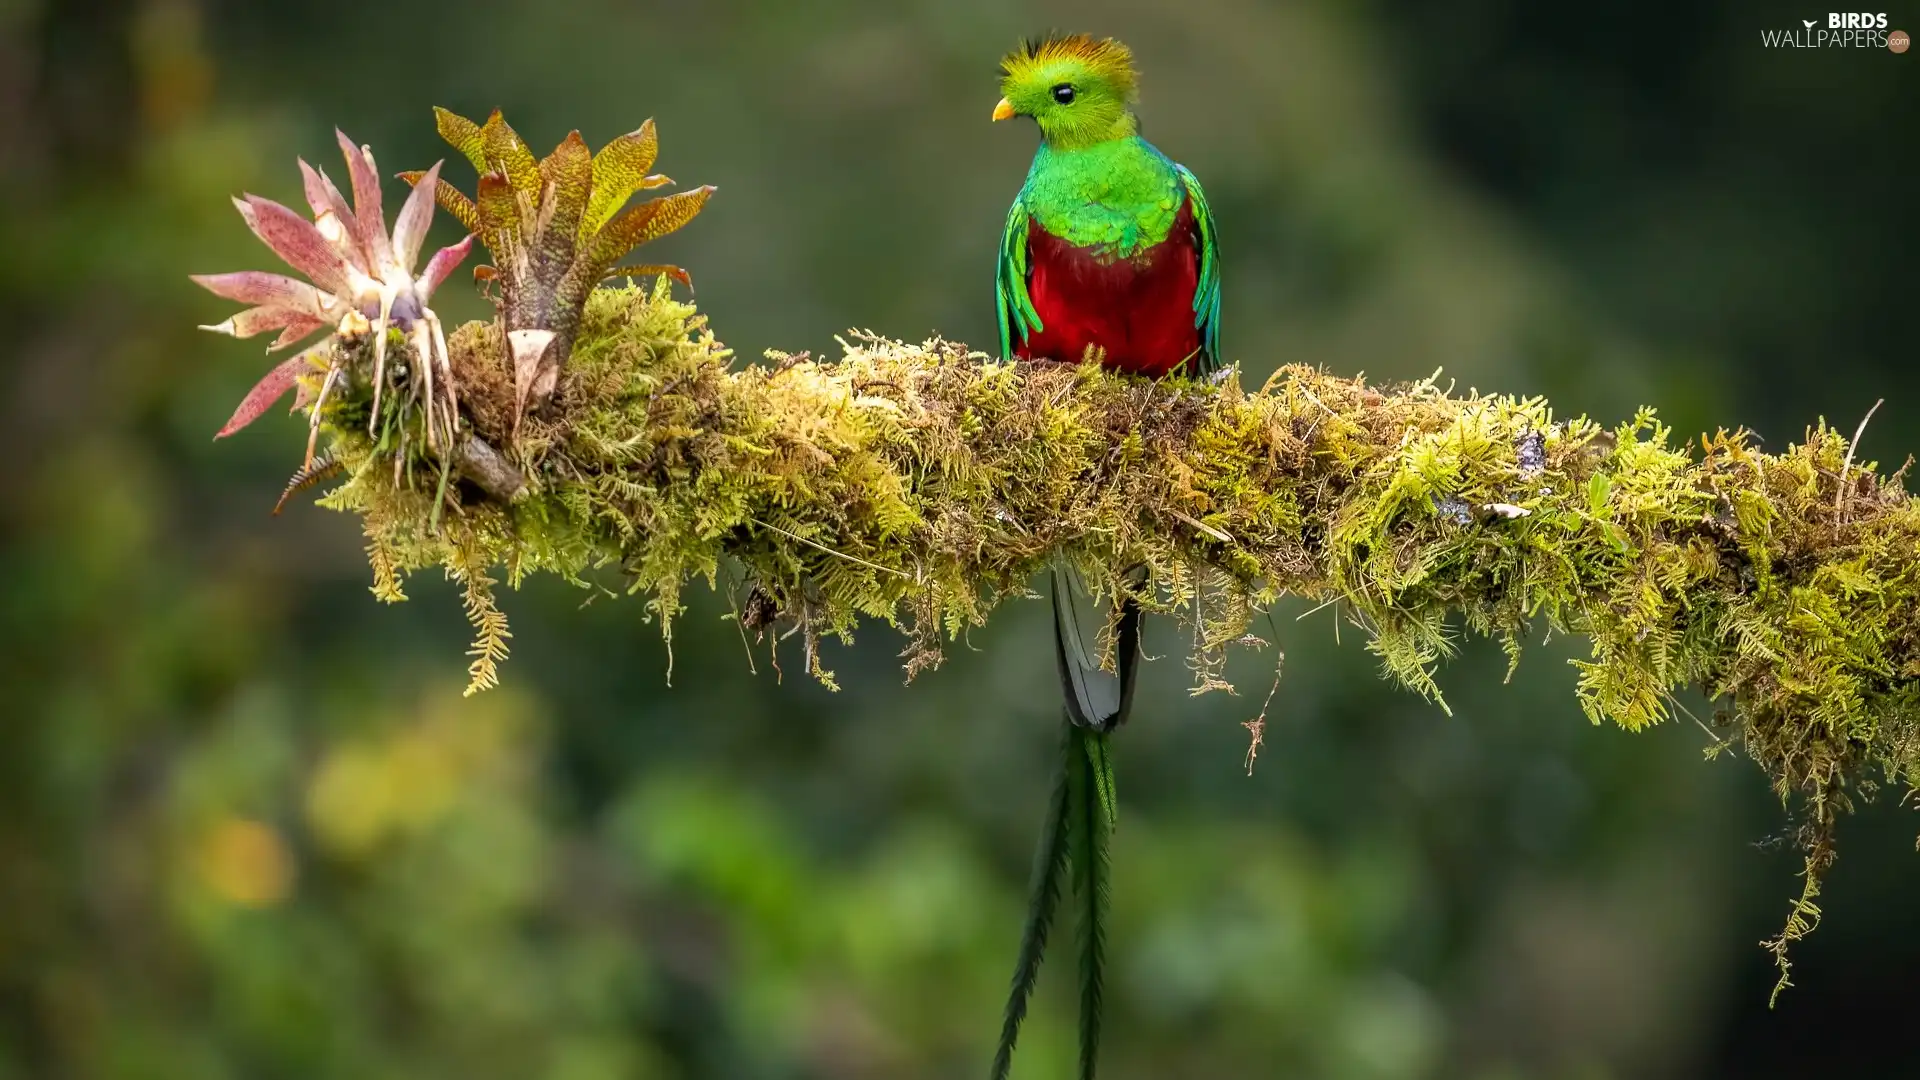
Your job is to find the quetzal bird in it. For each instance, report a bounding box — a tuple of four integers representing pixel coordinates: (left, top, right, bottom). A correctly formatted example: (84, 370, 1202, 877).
(987, 33, 1221, 1079)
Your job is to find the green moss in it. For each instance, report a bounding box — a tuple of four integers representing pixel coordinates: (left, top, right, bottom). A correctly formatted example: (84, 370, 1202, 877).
(303, 282, 1920, 995)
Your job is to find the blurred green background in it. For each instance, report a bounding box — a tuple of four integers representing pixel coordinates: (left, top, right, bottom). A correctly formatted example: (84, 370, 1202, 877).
(3, 0, 1916, 1077)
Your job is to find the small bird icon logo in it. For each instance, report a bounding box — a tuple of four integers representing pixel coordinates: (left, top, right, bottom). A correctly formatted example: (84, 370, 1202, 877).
(1803, 18, 1817, 27)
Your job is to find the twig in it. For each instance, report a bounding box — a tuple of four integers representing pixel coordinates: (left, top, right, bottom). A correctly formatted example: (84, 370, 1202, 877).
(750, 517, 908, 578)
(1295, 595, 1340, 622)
(454, 436, 529, 502)
(1169, 508, 1233, 544)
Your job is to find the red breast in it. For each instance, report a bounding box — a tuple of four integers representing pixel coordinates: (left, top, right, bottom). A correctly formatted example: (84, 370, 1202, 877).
(1015, 199, 1204, 377)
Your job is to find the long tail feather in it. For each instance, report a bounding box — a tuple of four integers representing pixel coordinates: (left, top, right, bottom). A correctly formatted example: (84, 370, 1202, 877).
(992, 564, 1137, 1079)
(991, 719, 1075, 1080)
(1069, 725, 1113, 1080)
(1050, 565, 1144, 733)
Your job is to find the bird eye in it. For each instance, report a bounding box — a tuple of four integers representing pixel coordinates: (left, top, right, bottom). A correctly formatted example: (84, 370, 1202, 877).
(1052, 83, 1075, 104)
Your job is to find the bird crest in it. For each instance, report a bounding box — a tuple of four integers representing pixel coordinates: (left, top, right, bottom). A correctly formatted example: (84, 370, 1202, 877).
(999, 33, 1138, 103)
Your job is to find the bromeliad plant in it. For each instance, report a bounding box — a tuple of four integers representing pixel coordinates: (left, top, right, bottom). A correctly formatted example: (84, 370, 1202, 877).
(401, 108, 714, 431)
(196, 110, 714, 520)
(196, 130, 473, 469)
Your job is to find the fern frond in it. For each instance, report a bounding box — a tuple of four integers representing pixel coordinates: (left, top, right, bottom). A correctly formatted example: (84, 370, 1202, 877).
(363, 518, 407, 603)
(451, 552, 513, 695)
(1764, 832, 1837, 1007)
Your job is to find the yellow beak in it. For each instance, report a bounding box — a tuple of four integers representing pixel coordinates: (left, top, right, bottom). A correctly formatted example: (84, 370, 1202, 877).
(992, 97, 1015, 122)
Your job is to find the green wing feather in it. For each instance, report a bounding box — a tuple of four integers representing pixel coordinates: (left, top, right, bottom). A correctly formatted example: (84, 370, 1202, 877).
(995, 198, 1042, 361)
(991, 718, 1076, 1080)
(1069, 724, 1113, 1080)
(1175, 164, 1222, 372)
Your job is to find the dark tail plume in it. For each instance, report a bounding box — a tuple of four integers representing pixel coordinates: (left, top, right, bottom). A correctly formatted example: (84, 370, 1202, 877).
(990, 567, 1139, 1077)
(1068, 724, 1112, 1080)
(991, 721, 1074, 1080)
(1050, 564, 1143, 733)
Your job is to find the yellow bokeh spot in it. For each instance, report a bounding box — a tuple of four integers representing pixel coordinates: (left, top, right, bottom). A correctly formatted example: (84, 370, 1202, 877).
(304, 686, 533, 860)
(196, 818, 294, 908)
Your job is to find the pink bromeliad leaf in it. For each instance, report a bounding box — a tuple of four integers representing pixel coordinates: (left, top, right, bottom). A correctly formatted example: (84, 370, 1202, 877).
(198, 304, 315, 340)
(336, 130, 393, 269)
(232, 195, 352, 295)
(216, 349, 324, 438)
(391, 160, 443, 274)
(417, 233, 475, 300)
(189, 271, 333, 317)
(270, 316, 330, 350)
(297, 159, 363, 263)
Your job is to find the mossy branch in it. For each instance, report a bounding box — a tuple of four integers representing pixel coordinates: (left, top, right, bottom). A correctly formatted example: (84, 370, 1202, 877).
(298, 282, 1920, 994)
(191, 106, 1909, 1012)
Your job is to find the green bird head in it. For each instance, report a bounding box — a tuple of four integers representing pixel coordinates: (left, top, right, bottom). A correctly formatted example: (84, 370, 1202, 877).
(994, 34, 1140, 150)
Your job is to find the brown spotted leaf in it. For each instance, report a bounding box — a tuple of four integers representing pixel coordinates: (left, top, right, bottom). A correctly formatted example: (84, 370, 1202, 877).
(582, 185, 715, 274)
(538, 131, 592, 266)
(216, 349, 325, 438)
(582, 119, 659, 238)
(434, 106, 488, 173)
(474, 171, 523, 260)
(399, 171, 479, 233)
(479, 110, 541, 197)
